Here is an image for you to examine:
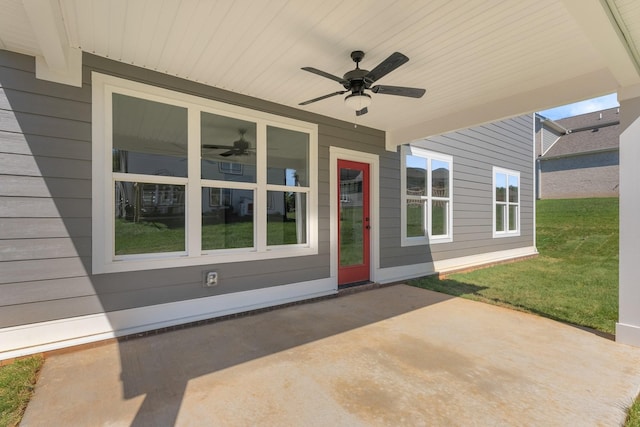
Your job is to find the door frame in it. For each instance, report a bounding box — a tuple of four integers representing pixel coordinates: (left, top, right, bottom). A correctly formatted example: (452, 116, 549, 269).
(329, 147, 379, 287)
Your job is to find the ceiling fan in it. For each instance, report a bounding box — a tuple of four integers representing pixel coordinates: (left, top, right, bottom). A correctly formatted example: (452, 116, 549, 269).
(299, 50, 426, 116)
(202, 129, 253, 157)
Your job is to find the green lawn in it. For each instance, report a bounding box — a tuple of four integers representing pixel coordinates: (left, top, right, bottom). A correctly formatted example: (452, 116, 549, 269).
(115, 218, 302, 255)
(0, 355, 43, 427)
(409, 198, 619, 334)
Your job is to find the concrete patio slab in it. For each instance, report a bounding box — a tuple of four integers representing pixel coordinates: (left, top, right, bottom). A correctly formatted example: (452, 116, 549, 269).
(21, 285, 640, 426)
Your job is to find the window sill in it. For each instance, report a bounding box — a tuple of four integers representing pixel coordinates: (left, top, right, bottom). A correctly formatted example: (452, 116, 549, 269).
(401, 236, 453, 247)
(492, 231, 521, 239)
(93, 246, 318, 274)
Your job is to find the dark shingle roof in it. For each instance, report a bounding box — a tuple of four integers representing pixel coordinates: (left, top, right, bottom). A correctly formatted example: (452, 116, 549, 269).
(555, 107, 619, 130)
(542, 108, 619, 158)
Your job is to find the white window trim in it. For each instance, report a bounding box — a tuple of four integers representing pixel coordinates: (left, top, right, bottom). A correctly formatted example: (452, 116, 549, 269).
(92, 72, 318, 274)
(400, 145, 454, 246)
(492, 166, 521, 238)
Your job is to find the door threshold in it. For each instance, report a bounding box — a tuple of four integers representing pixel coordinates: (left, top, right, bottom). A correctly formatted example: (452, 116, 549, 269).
(338, 280, 373, 289)
(337, 281, 399, 296)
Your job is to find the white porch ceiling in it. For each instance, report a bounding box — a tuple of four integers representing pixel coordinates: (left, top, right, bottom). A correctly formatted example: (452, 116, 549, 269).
(1, 0, 639, 147)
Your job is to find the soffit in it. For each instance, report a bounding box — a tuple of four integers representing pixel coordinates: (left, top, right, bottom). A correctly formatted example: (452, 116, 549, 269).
(1, 0, 639, 143)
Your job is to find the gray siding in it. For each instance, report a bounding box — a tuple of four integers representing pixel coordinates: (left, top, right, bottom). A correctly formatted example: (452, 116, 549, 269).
(0, 50, 386, 328)
(379, 115, 535, 268)
(539, 151, 619, 199)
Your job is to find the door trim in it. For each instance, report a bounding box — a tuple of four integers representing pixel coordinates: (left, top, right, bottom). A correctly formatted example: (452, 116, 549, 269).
(329, 147, 379, 286)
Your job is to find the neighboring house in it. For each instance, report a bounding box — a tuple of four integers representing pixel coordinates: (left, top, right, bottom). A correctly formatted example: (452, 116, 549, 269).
(0, 49, 536, 359)
(535, 108, 620, 199)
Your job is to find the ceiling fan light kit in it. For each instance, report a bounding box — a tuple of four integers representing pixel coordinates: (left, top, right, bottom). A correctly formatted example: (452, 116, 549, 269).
(299, 50, 426, 116)
(344, 92, 371, 111)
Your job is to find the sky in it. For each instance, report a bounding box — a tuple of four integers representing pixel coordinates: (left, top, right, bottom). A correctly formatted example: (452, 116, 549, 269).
(538, 93, 619, 120)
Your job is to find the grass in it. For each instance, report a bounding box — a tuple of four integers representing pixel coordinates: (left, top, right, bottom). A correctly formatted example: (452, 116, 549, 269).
(409, 198, 619, 334)
(115, 217, 304, 255)
(0, 355, 44, 427)
(627, 397, 640, 427)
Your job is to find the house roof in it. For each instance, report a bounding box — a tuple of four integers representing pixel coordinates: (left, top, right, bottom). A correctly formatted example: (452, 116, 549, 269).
(542, 108, 620, 158)
(1, 1, 639, 149)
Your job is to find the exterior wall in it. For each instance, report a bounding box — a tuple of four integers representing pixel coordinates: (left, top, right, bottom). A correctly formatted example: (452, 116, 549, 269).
(0, 49, 536, 357)
(0, 50, 382, 330)
(538, 151, 619, 199)
(379, 115, 536, 268)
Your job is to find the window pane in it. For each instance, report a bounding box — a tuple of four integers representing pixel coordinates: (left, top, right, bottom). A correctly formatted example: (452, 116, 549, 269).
(495, 204, 506, 232)
(432, 200, 448, 236)
(267, 191, 307, 245)
(406, 199, 424, 237)
(267, 126, 309, 187)
(495, 173, 507, 202)
(405, 154, 427, 197)
(431, 159, 450, 198)
(113, 94, 188, 177)
(509, 205, 518, 231)
(201, 187, 254, 250)
(114, 181, 185, 255)
(508, 175, 519, 203)
(201, 112, 257, 183)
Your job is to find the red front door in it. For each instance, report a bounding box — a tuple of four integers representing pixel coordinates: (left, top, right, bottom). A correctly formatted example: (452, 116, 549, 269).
(338, 160, 370, 285)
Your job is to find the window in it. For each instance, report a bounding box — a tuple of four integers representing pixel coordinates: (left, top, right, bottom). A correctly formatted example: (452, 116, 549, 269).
(493, 167, 520, 237)
(401, 146, 453, 245)
(93, 73, 317, 273)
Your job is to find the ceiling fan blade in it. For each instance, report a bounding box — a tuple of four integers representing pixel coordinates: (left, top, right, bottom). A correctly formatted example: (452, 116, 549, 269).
(299, 91, 347, 106)
(365, 52, 409, 83)
(301, 67, 348, 85)
(202, 144, 235, 150)
(371, 85, 426, 98)
(356, 107, 368, 116)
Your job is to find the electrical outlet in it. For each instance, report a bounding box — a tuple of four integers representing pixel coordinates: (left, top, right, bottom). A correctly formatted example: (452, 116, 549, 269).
(204, 271, 218, 287)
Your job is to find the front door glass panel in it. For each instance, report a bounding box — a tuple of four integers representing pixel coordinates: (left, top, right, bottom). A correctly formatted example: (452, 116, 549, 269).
(339, 167, 364, 266)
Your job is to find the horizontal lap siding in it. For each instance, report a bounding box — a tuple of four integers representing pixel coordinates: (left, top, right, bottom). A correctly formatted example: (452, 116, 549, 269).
(380, 114, 535, 268)
(0, 50, 94, 326)
(0, 50, 386, 328)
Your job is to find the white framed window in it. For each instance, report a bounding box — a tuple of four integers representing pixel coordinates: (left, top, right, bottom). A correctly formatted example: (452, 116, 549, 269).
(92, 73, 318, 273)
(493, 167, 520, 238)
(401, 145, 453, 246)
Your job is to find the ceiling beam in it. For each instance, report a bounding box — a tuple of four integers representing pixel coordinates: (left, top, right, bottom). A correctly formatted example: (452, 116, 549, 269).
(386, 68, 619, 149)
(21, 0, 81, 87)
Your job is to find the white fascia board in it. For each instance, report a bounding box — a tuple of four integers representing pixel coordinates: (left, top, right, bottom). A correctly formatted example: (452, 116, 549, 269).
(22, 0, 82, 87)
(385, 68, 618, 150)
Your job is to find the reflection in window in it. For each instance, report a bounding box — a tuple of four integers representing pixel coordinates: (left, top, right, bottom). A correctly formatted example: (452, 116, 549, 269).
(114, 181, 185, 255)
(267, 192, 307, 245)
(267, 126, 309, 186)
(202, 187, 254, 250)
(402, 147, 453, 244)
(493, 167, 520, 236)
(98, 75, 316, 271)
(112, 94, 188, 177)
(201, 112, 256, 183)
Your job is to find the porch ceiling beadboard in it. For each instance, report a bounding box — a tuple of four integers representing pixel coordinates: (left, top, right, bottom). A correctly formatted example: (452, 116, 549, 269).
(1, 0, 639, 142)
